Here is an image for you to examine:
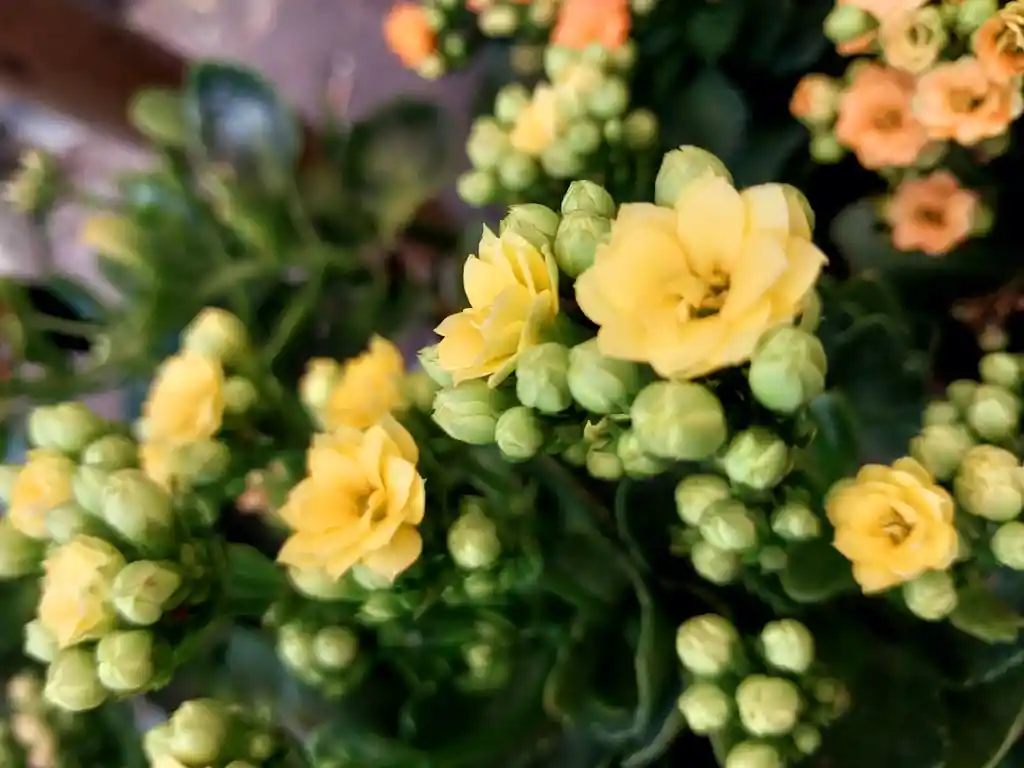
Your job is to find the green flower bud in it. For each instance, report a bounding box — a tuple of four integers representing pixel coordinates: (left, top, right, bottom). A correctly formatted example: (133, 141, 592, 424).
(770, 502, 821, 541)
(359, 593, 404, 624)
(111, 560, 183, 626)
(991, 521, 1024, 569)
(586, 442, 624, 480)
(457, 170, 497, 207)
(544, 45, 576, 80)
(81, 435, 137, 471)
(691, 541, 739, 585)
(45, 502, 96, 544)
(947, 379, 979, 411)
(923, 400, 959, 427)
(562, 441, 588, 467)
(168, 700, 228, 765)
(617, 430, 667, 478)
(675, 475, 732, 526)
(72, 465, 109, 516)
(494, 83, 531, 124)
(495, 407, 544, 462)
(566, 120, 602, 155)
(632, 381, 727, 461)
(700, 500, 759, 553)
(758, 546, 787, 572)
(288, 567, 356, 602)
(655, 145, 733, 208)
(44, 649, 107, 712)
(736, 675, 803, 736)
(128, 88, 186, 146)
(812, 677, 851, 721)
(100, 469, 175, 553)
(432, 381, 511, 445)
(809, 132, 845, 163)
(516, 343, 572, 414)
(554, 211, 612, 277)
(956, 0, 999, 34)
(793, 724, 822, 756)
(725, 741, 784, 768)
(417, 344, 453, 389)
(172, 439, 231, 485)
(448, 508, 502, 570)
(277, 624, 316, 675)
(352, 563, 394, 592)
(966, 385, 1021, 442)
(224, 377, 258, 415)
(747, 328, 827, 413)
(96, 630, 155, 693)
(760, 619, 815, 674)
(541, 143, 586, 179)
(498, 153, 539, 192)
(955, 445, 1024, 521)
(586, 77, 629, 119)
(467, 118, 510, 170)
(28, 402, 105, 455)
(479, 5, 518, 35)
(0, 518, 43, 577)
(604, 118, 623, 143)
(567, 339, 641, 414)
(980, 352, 1021, 390)
(181, 307, 248, 364)
(824, 4, 876, 44)
(910, 424, 973, 481)
(501, 203, 560, 250)
(24, 620, 58, 663)
(561, 180, 616, 218)
(622, 109, 659, 149)
(722, 429, 790, 490)
(313, 626, 359, 671)
(901, 570, 958, 621)
(677, 681, 731, 734)
(676, 614, 738, 677)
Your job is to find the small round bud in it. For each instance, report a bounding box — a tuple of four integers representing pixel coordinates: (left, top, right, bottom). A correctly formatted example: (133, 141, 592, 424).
(567, 339, 642, 414)
(725, 741, 784, 768)
(467, 118, 510, 170)
(0, 518, 42, 577)
(966, 385, 1021, 442)
(566, 120, 602, 155)
(748, 328, 827, 413)
(495, 407, 544, 462)
(655, 145, 733, 207)
(417, 344, 453, 389)
(313, 627, 359, 670)
(540, 143, 586, 179)
(809, 132, 845, 164)
(100, 469, 175, 553)
(586, 443, 624, 480)
(586, 77, 629, 119)
(96, 630, 155, 692)
(955, 445, 1024, 521)
(181, 307, 248, 363)
(632, 381, 727, 461)
(677, 682, 731, 734)
(758, 546, 787, 572)
(980, 352, 1021, 389)
(700, 500, 759, 553)
(812, 677, 851, 721)
(554, 211, 612, 277)
(277, 624, 316, 674)
(675, 475, 732, 526)
(910, 424, 973, 481)
(448, 507, 502, 570)
(224, 377, 258, 414)
(45, 502, 95, 543)
(561, 180, 616, 218)
(562, 441, 588, 467)
(544, 45, 576, 80)
(617, 430, 667, 478)
(760, 619, 815, 674)
(516, 343, 572, 414)
(172, 439, 231, 485)
(770, 502, 821, 541)
(72, 465, 109, 516)
(676, 614, 738, 677)
(478, 5, 518, 36)
(501, 203, 560, 250)
(947, 379, 979, 411)
(498, 153, 539, 192)
(168, 700, 228, 765)
(736, 675, 803, 736)
(722, 429, 790, 490)
(24, 620, 58, 664)
(81, 435, 137, 471)
(44, 649, 107, 712)
(457, 170, 497, 207)
(690, 541, 739, 586)
(902, 570, 958, 621)
(992, 521, 1024, 569)
(129, 88, 186, 146)
(28, 402, 105, 455)
(111, 560, 183, 626)
(923, 400, 959, 427)
(287, 567, 353, 602)
(622, 109, 658, 149)
(359, 593, 404, 624)
(494, 83, 531, 124)
(793, 724, 822, 756)
(432, 381, 511, 445)
(824, 4, 875, 44)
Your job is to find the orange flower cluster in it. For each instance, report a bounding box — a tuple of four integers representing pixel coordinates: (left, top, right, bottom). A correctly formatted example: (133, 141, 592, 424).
(384, 3, 436, 70)
(552, 0, 630, 51)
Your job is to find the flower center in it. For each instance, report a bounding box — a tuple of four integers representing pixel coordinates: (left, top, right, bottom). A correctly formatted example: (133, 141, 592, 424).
(360, 489, 390, 524)
(917, 207, 945, 226)
(690, 271, 731, 319)
(882, 510, 913, 545)
(873, 108, 903, 131)
(997, 8, 1024, 53)
(949, 87, 985, 114)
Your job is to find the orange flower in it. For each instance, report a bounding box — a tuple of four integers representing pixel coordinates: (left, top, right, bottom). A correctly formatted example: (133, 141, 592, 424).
(384, 3, 436, 68)
(834, 64, 929, 169)
(973, 2, 1024, 83)
(885, 171, 979, 256)
(915, 57, 1023, 146)
(834, 0, 926, 55)
(790, 74, 839, 124)
(552, 0, 630, 50)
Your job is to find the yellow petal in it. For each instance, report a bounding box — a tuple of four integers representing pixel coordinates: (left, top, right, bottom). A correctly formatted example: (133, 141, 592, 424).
(648, 316, 727, 379)
(675, 175, 745, 279)
(721, 234, 789, 319)
(360, 525, 423, 583)
(464, 256, 513, 309)
(852, 562, 903, 594)
(378, 415, 420, 466)
(768, 238, 827, 319)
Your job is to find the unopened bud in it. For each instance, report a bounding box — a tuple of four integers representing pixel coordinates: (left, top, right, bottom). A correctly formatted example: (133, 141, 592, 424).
(725, 741, 784, 768)
(675, 614, 738, 677)
(554, 211, 611, 277)
(516, 343, 572, 414)
(955, 445, 1024, 521)
(28, 402, 105, 455)
(910, 424, 973, 480)
(586, 77, 629, 119)
(501, 203, 560, 250)
(736, 675, 803, 736)
(45, 502, 97, 543)
(181, 308, 248, 364)
(561, 180, 616, 218)
(96, 630, 155, 693)
(770, 502, 821, 541)
(111, 560, 183, 626)
(277, 624, 316, 674)
(810, 132, 845, 164)
(544, 45, 576, 80)
(675, 475, 732, 526)
(980, 352, 1021, 389)
(24, 620, 58, 664)
(966, 385, 1021, 442)
(632, 381, 727, 461)
(172, 439, 231, 485)
(923, 400, 959, 427)
(495, 407, 544, 462)
(101, 469, 175, 554)
(313, 627, 359, 670)
(902, 570, 958, 621)
(44, 649, 107, 712)
(448, 508, 502, 570)
(568, 340, 642, 414)
(168, 700, 228, 765)
(224, 377, 258, 414)
(566, 120, 602, 155)
(722, 429, 790, 490)
(540, 143, 585, 179)
(0, 518, 43, 577)
(748, 328, 827, 413)
(288, 567, 355, 602)
(677, 681, 731, 734)
(359, 593, 404, 624)
(467, 118, 510, 170)
(617, 430, 667, 478)
(417, 345, 453, 389)
(955, 0, 997, 34)
(622, 109, 658, 149)
(72, 465, 109, 516)
(991, 521, 1024, 569)
(947, 379, 979, 411)
(128, 88, 186, 146)
(700, 500, 759, 553)
(824, 4, 876, 44)
(498, 152, 539, 192)
(793, 724, 822, 756)
(494, 83, 531, 124)
(478, 4, 518, 36)
(432, 381, 512, 445)
(760, 620, 814, 674)
(586, 442, 624, 480)
(655, 146, 733, 207)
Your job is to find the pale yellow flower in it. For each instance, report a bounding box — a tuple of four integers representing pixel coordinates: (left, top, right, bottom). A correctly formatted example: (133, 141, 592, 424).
(509, 85, 564, 156)
(574, 175, 826, 379)
(38, 535, 125, 648)
(306, 336, 406, 431)
(435, 227, 559, 386)
(9, 450, 75, 539)
(277, 416, 426, 583)
(879, 6, 946, 74)
(827, 458, 959, 593)
(142, 352, 225, 444)
(140, 442, 175, 490)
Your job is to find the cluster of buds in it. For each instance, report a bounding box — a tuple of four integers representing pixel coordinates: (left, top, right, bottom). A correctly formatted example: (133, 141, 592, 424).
(472, 0, 559, 43)
(675, 615, 848, 767)
(144, 699, 301, 768)
(458, 45, 656, 207)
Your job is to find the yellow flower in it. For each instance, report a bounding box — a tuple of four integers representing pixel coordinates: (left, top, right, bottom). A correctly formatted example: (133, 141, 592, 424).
(38, 535, 125, 648)
(140, 442, 175, 490)
(510, 85, 564, 156)
(142, 352, 225, 444)
(277, 415, 426, 583)
(435, 227, 559, 386)
(574, 175, 826, 379)
(9, 450, 75, 539)
(305, 336, 407, 431)
(826, 458, 959, 594)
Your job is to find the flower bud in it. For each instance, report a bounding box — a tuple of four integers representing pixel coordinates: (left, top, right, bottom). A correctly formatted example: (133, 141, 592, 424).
(129, 88, 185, 146)
(655, 146, 733, 207)
(923, 400, 959, 427)
(700, 500, 759, 553)
(494, 83, 531, 124)
(955, 445, 1024, 521)
(516, 342, 572, 414)
(72, 465, 109, 516)
(809, 132, 845, 164)
(448, 508, 502, 570)
(498, 153, 539, 192)
(417, 345, 453, 388)
(404, 371, 439, 412)
(540, 144, 585, 179)
(770, 502, 821, 541)
(676, 614, 738, 677)
(736, 675, 803, 736)
(501, 203, 560, 250)
(168, 700, 227, 765)
(793, 724, 822, 756)
(554, 211, 612, 278)
(562, 441, 588, 467)
(173, 439, 231, 485)
(479, 4, 518, 35)
(495, 407, 544, 462)
(96, 630, 155, 693)
(992, 521, 1024, 569)
(956, 0, 998, 34)
(79, 435, 136, 473)
(224, 377, 258, 415)
(966, 385, 1021, 442)
(457, 170, 495, 206)
(725, 741, 784, 768)
(44, 649, 107, 712)
(0, 518, 42, 577)
(622, 109, 659, 149)
(111, 560, 183, 626)
(288, 567, 356, 602)
(910, 424, 973, 481)
(544, 44, 575, 80)
(980, 352, 1021, 390)
(760, 619, 814, 674)
(586, 442, 624, 480)
(568, 339, 642, 415)
(277, 624, 316, 675)
(617, 430, 667, 478)
(313, 627, 359, 671)
(24, 619, 57, 664)
(181, 308, 248, 364)
(143, 723, 173, 762)
(722, 429, 790, 490)
(677, 681, 731, 734)
(45, 502, 97, 543)
(586, 77, 629, 119)
(467, 118, 510, 170)
(747, 328, 827, 414)
(824, 4, 876, 44)
(675, 475, 732, 526)
(561, 180, 616, 218)
(100, 469, 175, 553)
(758, 546, 787, 572)
(632, 381, 727, 461)
(432, 381, 511, 445)
(566, 120, 602, 155)
(359, 593, 405, 624)
(27, 402, 105, 455)
(352, 563, 393, 592)
(902, 570, 958, 621)
(947, 379, 979, 411)
(813, 677, 851, 721)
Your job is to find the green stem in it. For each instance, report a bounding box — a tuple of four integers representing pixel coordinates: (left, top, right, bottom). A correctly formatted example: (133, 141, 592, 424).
(261, 272, 325, 367)
(24, 315, 103, 338)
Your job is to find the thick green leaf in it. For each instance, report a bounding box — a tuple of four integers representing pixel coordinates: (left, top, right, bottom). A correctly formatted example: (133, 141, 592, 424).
(950, 585, 1022, 645)
(661, 69, 748, 162)
(946, 663, 1024, 768)
(729, 124, 806, 188)
(684, 0, 745, 62)
(779, 539, 856, 604)
(224, 543, 289, 619)
(804, 392, 860, 490)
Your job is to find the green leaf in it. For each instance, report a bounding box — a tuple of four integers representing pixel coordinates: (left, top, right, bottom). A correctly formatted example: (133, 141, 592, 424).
(729, 124, 806, 188)
(661, 69, 748, 163)
(224, 543, 288, 618)
(684, 0, 745, 62)
(804, 392, 860, 490)
(950, 585, 1022, 644)
(184, 60, 302, 195)
(946, 662, 1024, 768)
(779, 539, 856, 604)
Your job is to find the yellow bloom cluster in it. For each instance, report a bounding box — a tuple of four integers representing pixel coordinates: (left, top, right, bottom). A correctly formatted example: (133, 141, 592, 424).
(9, 450, 75, 540)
